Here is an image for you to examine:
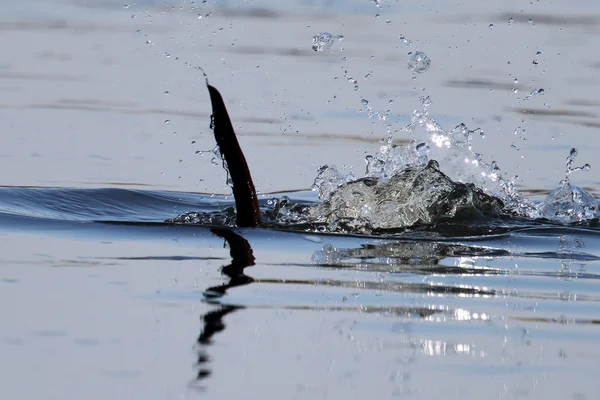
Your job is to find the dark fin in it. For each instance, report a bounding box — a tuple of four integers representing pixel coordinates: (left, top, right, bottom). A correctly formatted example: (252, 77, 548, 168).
(207, 85, 261, 228)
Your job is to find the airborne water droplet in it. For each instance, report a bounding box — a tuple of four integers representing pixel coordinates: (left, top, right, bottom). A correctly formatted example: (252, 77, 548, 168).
(312, 32, 342, 52)
(165, 120, 170, 124)
(399, 35, 412, 46)
(407, 51, 431, 74)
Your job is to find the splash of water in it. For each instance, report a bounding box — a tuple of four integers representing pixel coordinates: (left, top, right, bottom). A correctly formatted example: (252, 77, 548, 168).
(309, 160, 504, 233)
(538, 148, 597, 224)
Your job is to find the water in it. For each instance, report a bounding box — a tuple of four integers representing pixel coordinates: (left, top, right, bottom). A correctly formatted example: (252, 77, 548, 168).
(2, 0, 600, 399)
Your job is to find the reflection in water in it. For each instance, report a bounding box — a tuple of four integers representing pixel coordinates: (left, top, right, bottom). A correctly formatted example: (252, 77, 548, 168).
(193, 230, 600, 385)
(196, 228, 255, 382)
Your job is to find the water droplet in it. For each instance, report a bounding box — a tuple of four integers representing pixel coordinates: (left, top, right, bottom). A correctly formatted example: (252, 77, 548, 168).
(536, 51, 542, 56)
(513, 78, 519, 84)
(312, 32, 342, 52)
(528, 18, 533, 24)
(450, 123, 473, 145)
(164, 120, 170, 125)
(361, 98, 370, 107)
(488, 24, 494, 29)
(191, 140, 196, 144)
(537, 88, 545, 95)
(399, 35, 412, 46)
(508, 17, 514, 26)
(407, 51, 431, 74)
(532, 60, 539, 65)
(164, 90, 170, 95)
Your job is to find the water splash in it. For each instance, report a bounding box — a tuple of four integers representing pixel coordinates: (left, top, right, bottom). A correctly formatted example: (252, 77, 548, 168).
(539, 149, 597, 224)
(308, 160, 504, 233)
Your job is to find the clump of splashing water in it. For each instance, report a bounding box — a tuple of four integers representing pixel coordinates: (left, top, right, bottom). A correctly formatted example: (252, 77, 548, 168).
(309, 160, 504, 233)
(312, 32, 344, 52)
(309, 98, 596, 231)
(538, 148, 597, 224)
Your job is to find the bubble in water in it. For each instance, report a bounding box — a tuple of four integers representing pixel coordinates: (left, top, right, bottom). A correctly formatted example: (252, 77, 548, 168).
(312, 32, 343, 52)
(407, 51, 431, 74)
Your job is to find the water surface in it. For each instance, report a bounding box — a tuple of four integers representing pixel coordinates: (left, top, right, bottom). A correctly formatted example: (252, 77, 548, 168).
(2, 1, 600, 399)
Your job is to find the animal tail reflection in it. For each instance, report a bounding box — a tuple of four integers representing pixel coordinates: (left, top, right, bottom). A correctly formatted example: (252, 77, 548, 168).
(196, 228, 255, 381)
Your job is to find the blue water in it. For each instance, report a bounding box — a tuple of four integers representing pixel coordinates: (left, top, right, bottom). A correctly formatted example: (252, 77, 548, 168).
(3, 0, 600, 398)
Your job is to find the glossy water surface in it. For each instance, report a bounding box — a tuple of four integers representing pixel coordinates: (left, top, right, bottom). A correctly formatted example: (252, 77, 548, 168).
(2, 1, 600, 399)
